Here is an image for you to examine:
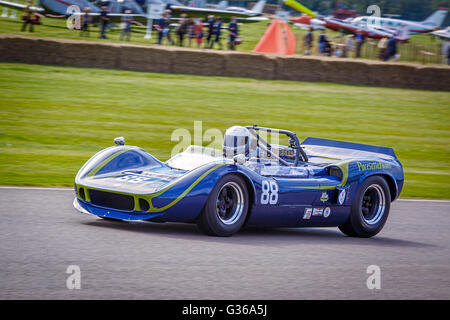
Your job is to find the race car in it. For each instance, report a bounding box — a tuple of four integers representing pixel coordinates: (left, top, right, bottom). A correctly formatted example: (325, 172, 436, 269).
(73, 125, 404, 237)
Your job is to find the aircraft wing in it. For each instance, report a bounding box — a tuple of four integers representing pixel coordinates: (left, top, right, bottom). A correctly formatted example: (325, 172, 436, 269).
(431, 28, 450, 40)
(82, 12, 267, 24)
(169, 5, 260, 20)
(0, 0, 45, 13)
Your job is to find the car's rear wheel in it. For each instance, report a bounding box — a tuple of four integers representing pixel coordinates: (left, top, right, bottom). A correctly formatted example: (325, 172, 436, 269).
(197, 174, 249, 237)
(339, 176, 391, 238)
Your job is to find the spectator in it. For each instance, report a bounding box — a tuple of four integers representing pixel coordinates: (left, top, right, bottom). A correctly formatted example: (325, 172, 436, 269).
(177, 14, 188, 46)
(304, 27, 313, 55)
(228, 17, 239, 50)
(378, 36, 389, 61)
(120, 10, 132, 41)
(187, 18, 195, 47)
(205, 15, 215, 48)
(387, 36, 397, 61)
(99, 5, 109, 39)
(447, 43, 450, 65)
(318, 30, 327, 55)
(442, 41, 450, 65)
(210, 16, 223, 49)
(195, 18, 204, 48)
(21, 1, 35, 32)
(343, 34, 354, 58)
(80, 7, 91, 37)
(156, 11, 172, 45)
(324, 38, 333, 56)
(355, 30, 365, 58)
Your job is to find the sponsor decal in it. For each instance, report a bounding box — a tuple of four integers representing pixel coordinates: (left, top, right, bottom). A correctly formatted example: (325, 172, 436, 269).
(303, 208, 312, 220)
(312, 208, 324, 216)
(338, 189, 346, 205)
(357, 161, 391, 172)
(320, 192, 329, 203)
(323, 207, 331, 218)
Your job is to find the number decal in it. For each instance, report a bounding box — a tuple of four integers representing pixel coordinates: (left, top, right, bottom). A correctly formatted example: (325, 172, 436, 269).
(261, 180, 279, 205)
(269, 181, 279, 204)
(117, 175, 146, 184)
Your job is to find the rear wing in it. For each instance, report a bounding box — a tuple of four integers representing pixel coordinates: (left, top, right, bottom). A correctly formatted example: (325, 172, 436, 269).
(302, 137, 397, 161)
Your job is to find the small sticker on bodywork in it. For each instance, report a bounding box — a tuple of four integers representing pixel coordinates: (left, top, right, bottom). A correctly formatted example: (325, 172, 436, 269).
(338, 189, 346, 205)
(303, 208, 312, 220)
(313, 208, 324, 216)
(320, 192, 329, 203)
(323, 207, 331, 218)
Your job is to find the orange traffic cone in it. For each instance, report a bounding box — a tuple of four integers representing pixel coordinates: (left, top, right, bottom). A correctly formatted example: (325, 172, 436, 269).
(253, 19, 297, 55)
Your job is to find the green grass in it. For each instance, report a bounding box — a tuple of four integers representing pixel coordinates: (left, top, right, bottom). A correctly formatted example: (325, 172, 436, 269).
(0, 15, 269, 52)
(0, 62, 449, 198)
(0, 15, 446, 64)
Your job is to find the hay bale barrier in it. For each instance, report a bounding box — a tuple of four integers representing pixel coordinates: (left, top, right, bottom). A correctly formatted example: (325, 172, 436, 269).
(0, 34, 449, 91)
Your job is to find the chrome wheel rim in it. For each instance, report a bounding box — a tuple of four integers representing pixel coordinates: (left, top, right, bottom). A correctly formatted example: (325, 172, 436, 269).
(361, 184, 386, 225)
(216, 182, 244, 225)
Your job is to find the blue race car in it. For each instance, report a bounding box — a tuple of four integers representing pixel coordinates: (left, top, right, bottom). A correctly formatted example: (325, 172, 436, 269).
(73, 125, 404, 237)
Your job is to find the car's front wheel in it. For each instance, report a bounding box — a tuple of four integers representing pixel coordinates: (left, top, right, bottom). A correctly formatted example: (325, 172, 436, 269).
(339, 176, 391, 238)
(197, 174, 249, 237)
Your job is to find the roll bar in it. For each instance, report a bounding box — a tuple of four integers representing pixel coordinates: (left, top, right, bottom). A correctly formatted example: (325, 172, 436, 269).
(245, 125, 308, 166)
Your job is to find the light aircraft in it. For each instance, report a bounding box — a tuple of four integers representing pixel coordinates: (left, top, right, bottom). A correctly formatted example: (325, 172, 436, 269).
(223, 0, 266, 17)
(352, 8, 448, 34)
(284, 0, 410, 41)
(0, 0, 268, 23)
(290, 15, 324, 30)
(168, 0, 267, 22)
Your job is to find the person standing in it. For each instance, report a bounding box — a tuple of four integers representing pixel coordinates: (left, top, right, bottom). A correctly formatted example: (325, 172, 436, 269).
(228, 17, 238, 50)
(195, 18, 204, 48)
(377, 36, 389, 61)
(120, 10, 132, 41)
(447, 43, 450, 65)
(355, 30, 365, 58)
(304, 27, 313, 55)
(205, 15, 215, 48)
(177, 14, 188, 46)
(156, 11, 171, 45)
(210, 16, 223, 49)
(20, 1, 34, 32)
(99, 6, 109, 39)
(318, 30, 327, 55)
(187, 18, 195, 47)
(387, 36, 397, 61)
(343, 34, 354, 58)
(80, 7, 91, 37)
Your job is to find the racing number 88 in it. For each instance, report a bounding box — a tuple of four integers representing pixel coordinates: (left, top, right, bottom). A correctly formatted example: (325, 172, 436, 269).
(261, 180, 279, 205)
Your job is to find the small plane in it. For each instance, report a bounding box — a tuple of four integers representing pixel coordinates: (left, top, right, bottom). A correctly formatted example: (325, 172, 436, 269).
(0, 0, 268, 24)
(284, 0, 409, 41)
(168, 0, 267, 22)
(223, 0, 266, 16)
(352, 8, 448, 34)
(290, 15, 325, 30)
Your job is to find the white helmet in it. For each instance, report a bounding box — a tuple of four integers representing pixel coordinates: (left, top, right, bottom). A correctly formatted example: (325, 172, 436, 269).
(223, 126, 254, 159)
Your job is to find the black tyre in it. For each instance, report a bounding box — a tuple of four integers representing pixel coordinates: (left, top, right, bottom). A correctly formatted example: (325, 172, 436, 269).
(339, 176, 391, 238)
(197, 174, 249, 237)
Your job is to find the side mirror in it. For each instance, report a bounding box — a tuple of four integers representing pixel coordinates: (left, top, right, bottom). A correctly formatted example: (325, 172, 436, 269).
(114, 137, 125, 146)
(233, 154, 247, 165)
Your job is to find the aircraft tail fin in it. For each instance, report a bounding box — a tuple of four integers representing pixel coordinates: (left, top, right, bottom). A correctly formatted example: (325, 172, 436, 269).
(216, 1, 228, 10)
(421, 8, 448, 27)
(251, 0, 266, 14)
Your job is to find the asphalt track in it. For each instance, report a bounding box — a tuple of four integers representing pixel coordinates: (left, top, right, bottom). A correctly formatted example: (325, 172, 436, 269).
(0, 187, 449, 300)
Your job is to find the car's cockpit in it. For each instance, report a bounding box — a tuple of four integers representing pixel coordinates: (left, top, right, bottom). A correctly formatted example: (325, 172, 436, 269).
(166, 126, 314, 176)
